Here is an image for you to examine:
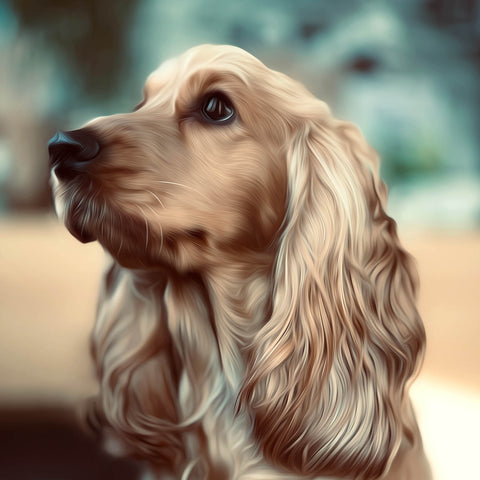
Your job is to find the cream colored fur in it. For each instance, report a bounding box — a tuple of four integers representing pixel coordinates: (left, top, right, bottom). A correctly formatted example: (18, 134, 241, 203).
(52, 45, 431, 479)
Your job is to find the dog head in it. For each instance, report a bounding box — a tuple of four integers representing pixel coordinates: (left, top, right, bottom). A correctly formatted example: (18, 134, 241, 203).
(49, 45, 305, 271)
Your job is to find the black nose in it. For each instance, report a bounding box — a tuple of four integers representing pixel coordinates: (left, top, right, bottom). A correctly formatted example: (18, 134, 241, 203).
(48, 129, 100, 180)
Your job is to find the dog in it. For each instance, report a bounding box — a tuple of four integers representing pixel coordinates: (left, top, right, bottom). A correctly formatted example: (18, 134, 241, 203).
(49, 45, 431, 479)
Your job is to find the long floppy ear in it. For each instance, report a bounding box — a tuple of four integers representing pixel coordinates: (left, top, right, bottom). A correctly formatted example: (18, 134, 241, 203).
(240, 114, 426, 478)
(86, 260, 185, 471)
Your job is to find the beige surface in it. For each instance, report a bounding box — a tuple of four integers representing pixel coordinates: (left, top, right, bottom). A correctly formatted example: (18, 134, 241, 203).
(0, 214, 103, 404)
(403, 230, 480, 391)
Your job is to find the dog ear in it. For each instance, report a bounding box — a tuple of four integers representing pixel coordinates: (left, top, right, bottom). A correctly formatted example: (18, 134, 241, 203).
(87, 260, 185, 471)
(240, 116, 426, 478)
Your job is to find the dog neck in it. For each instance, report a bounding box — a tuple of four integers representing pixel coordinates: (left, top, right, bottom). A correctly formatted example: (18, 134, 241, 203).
(123, 248, 274, 387)
(203, 260, 273, 389)
(128, 256, 275, 476)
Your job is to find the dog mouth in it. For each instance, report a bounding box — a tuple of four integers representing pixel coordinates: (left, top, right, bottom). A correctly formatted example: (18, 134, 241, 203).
(62, 195, 98, 244)
(51, 171, 98, 243)
(51, 171, 177, 268)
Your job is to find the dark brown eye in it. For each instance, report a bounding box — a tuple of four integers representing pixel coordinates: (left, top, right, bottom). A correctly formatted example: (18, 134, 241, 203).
(201, 92, 236, 124)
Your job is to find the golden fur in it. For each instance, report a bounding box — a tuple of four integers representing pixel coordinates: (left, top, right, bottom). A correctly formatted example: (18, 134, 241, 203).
(51, 45, 431, 479)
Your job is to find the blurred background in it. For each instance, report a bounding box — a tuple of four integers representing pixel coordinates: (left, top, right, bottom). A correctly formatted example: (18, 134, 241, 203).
(0, 0, 479, 478)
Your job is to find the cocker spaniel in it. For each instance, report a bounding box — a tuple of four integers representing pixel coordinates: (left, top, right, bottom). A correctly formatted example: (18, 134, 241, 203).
(49, 45, 431, 479)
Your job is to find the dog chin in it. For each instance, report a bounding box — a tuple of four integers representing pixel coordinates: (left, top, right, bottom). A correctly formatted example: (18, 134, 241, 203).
(65, 218, 97, 243)
(67, 226, 96, 244)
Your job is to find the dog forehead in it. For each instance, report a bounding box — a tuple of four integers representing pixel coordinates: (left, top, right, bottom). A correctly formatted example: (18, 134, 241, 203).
(180, 44, 260, 67)
(145, 45, 263, 92)
(145, 58, 179, 93)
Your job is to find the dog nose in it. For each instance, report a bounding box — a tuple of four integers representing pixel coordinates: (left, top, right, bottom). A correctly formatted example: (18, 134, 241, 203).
(48, 129, 100, 179)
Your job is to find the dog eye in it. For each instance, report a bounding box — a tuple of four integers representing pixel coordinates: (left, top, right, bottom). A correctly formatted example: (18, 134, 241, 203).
(201, 92, 236, 124)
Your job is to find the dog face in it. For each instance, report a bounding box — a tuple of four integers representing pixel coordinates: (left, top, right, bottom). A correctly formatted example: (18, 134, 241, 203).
(49, 45, 295, 271)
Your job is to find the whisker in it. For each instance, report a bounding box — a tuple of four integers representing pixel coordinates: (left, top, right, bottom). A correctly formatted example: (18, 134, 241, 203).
(140, 201, 164, 254)
(159, 219, 163, 254)
(146, 190, 166, 209)
(151, 181, 210, 202)
(116, 223, 124, 257)
(137, 205, 149, 251)
(143, 203, 161, 217)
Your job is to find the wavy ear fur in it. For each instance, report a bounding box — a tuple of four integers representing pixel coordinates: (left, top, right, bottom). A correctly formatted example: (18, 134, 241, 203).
(87, 262, 226, 477)
(240, 113, 426, 478)
(87, 262, 185, 472)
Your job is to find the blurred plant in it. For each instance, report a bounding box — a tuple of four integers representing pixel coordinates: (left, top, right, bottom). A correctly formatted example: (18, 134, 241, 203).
(5, 0, 139, 103)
